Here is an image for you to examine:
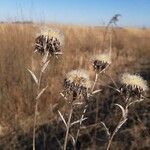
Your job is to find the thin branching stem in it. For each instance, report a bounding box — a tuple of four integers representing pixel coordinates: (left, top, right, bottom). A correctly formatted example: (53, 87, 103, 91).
(92, 73, 99, 92)
(33, 70, 43, 150)
(33, 100, 39, 150)
(75, 105, 87, 143)
(102, 14, 121, 50)
(63, 105, 73, 150)
(92, 73, 99, 146)
(109, 29, 112, 57)
(75, 72, 99, 146)
(38, 71, 43, 90)
(106, 104, 128, 150)
(106, 116, 124, 150)
(32, 57, 48, 150)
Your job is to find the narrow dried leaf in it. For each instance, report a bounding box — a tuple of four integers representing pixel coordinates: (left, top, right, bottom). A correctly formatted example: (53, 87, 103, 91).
(34, 49, 38, 53)
(73, 102, 84, 105)
(42, 51, 49, 64)
(58, 110, 67, 128)
(71, 118, 87, 127)
(60, 93, 67, 100)
(116, 119, 128, 131)
(36, 86, 48, 99)
(27, 69, 38, 85)
(41, 60, 50, 73)
(69, 134, 75, 145)
(101, 122, 110, 136)
(54, 52, 62, 55)
(115, 104, 127, 119)
(92, 89, 102, 94)
(128, 99, 144, 107)
(35, 43, 42, 47)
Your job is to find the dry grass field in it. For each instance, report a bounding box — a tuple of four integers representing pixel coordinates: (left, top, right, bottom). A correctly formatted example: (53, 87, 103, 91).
(0, 23, 150, 150)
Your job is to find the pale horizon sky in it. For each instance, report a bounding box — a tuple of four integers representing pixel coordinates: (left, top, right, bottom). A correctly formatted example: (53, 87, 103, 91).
(0, 0, 150, 27)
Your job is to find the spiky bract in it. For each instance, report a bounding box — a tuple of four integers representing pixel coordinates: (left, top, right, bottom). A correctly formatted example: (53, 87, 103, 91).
(120, 73, 148, 99)
(64, 70, 91, 98)
(92, 53, 111, 73)
(35, 28, 64, 55)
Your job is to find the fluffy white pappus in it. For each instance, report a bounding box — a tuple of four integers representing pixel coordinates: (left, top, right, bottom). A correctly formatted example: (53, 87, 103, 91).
(37, 27, 64, 45)
(65, 69, 91, 89)
(92, 53, 111, 64)
(121, 73, 148, 91)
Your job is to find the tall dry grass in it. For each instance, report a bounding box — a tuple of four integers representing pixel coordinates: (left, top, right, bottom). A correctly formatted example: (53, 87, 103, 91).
(0, 23, 150, 149)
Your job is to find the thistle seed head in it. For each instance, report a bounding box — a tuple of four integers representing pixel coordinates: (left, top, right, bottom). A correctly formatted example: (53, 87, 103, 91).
(35, 28, 64, 56)
(92, 53, 111, 73)
(64, 69, 91, 97)
(120, 73, 148, 98)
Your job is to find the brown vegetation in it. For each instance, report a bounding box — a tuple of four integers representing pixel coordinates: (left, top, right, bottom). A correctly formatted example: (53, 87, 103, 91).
(0, 23, 150, 149)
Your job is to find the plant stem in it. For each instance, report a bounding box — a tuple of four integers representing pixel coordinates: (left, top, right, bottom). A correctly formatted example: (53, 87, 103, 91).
(106, 116, 126, 150)
(92, 73, 98, 92)
(92, 73, 99, 147)
(106, 120, 121, 150)
(33, 71, 42, 150)
(109, 31, 112, 57)
(75, 105, 87, 143)
(94, 94, 99, 144)
(63, 105, 73, 150)
(32, 99, 39, 150)
(75, 73, 99, 146)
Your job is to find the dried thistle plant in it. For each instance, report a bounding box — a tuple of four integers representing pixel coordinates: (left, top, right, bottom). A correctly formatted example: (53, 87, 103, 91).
(106, 73, 148, 150)
(102, 14, 121, 50)
(27, 51, 50, 150)
(90, 52, 111, 147)
(92, 53, 111, 74)
(64, 69, 91, 100)
(34, 27, 64, 56)
(28, 52, 49, 150)
(58, 69, 92, 150)
(28, 27, 64, 150)
(108, 14, 121, 26)
(120, 73, 148, 100)
(27, 15, 148, 150)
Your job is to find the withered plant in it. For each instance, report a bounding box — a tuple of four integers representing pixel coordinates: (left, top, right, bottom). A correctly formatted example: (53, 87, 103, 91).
(28, 27, 64, 150)
(58, 69, 92, 150)
(106, 73, 148, 150)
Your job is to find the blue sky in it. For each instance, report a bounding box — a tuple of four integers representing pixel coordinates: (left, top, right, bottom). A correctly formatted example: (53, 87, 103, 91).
(0, 0, 150, 27)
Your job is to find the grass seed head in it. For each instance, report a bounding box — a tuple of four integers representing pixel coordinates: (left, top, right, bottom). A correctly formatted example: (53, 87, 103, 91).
(35, 27, 64, 56)
(120, 73, 148, 98)
(92, 53, 111, 73)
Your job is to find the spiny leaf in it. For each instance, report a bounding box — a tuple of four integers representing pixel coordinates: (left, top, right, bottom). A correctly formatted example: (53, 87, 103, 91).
(27, 69, 38, 85)
(73, 102, 84, 105)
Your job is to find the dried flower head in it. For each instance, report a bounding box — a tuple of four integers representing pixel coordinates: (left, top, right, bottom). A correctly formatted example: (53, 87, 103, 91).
(92, 53, 111, 73)
(120, 73, 148, 98)
(35, 27, 64, 55)
(64, 70, 91, 98)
